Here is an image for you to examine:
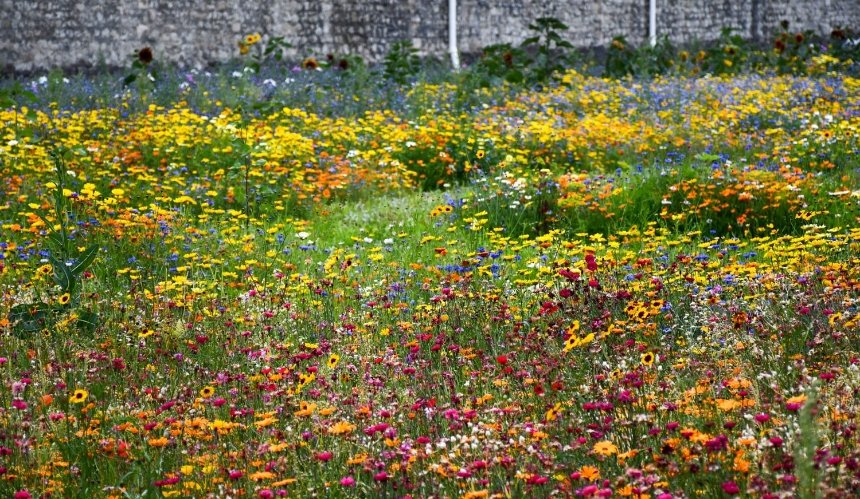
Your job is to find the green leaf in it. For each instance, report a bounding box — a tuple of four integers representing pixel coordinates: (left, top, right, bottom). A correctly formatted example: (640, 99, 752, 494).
(9, 303, 54, 335)
(49, 254, 74, 293)
(123, 74, 137, 86)
(76, 310, 99, 335)
(695, 153, 722, 163)
(505, 70, 524, 84)
(71, 245, 99, 277)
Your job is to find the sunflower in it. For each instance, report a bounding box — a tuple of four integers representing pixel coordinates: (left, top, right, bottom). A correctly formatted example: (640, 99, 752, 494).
(244, 33, 261, 46)
(139, 328, 155, 339)
(138, 47, 153, 65)
(37, 264, 52, 276)
(476, 150, 485, 159)
(302, 58, 319, 70)
(200, 386, 215, 398)
(327, 353, 340, 369)
(641, 351, 656, 367)
(57, 293, 71, 306)
(69, 389, 88, 404)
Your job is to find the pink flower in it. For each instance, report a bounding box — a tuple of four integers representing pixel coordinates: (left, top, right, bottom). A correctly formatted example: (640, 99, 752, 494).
(340, 476, 355, 487)
(374, 471, 389, 481)
(14, 491, 32, 499)
(315, 451, 333, 462)
(577, 484, 598, 496)
(228, 469, 244, 480)
(722, 481, 740, 494)
(754, 413, 770, 424)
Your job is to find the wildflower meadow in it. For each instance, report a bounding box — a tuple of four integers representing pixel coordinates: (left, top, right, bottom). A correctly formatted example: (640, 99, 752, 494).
(1, 27, 860, 499)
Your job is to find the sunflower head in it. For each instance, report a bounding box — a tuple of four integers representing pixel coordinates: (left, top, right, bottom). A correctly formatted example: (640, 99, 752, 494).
(138, 47, 153, 65)
(302, 58, 319, 70)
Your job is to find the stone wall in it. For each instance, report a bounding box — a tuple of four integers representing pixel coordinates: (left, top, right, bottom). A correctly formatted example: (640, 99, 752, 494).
(2, 0, 859, 71)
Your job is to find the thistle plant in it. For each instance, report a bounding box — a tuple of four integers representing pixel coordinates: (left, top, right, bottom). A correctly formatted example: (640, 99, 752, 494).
(8, 148, 100, 336)
(521, 17, 574, 83)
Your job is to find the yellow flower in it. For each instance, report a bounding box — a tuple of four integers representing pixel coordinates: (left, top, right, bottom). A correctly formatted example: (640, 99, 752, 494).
(69, 389, 89, 404)
(199, 386, 215, 398)
(564, 332, 594, 352)
(545, 402, 562, 422)
(327, 353, 340, 369)
(640, 351, 656, 367)
(592, 440, 618, 456)
(58, 293, 71, 306)
(244, 33, 261, 46)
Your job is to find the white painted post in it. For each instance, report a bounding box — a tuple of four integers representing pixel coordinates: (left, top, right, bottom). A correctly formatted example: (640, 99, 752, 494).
(449, 0, 460, 70)
(649, 0, 657, 46)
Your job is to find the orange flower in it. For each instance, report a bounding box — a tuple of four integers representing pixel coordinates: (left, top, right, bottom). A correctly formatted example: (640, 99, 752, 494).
(329, 420, 356, 435)
(579, 465, 600, 481)
(148, 437, 169, 447)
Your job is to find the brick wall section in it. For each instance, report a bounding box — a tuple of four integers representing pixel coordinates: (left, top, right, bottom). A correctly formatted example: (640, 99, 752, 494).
(1, 0, 859, 71)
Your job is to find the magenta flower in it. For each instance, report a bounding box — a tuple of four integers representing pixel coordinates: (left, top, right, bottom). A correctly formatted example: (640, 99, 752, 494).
(721, 481, 740, 494)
